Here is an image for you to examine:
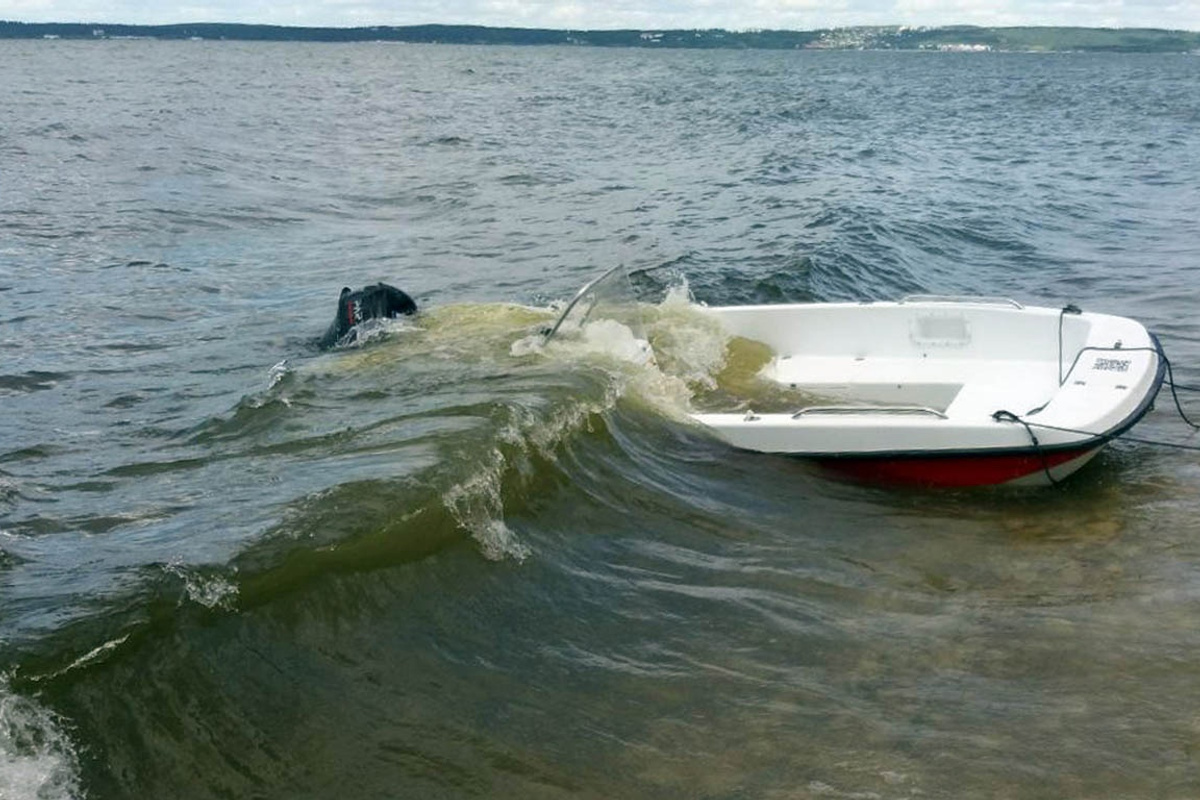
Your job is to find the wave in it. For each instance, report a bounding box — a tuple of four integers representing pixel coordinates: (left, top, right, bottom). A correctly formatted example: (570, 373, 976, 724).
(0, 371, 72, 395)
(1, 284, 730, 667)
(21, 273, 1167, 798)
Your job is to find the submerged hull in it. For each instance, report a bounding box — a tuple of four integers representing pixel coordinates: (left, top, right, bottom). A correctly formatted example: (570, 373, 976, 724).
(812, 444, 1103, 488)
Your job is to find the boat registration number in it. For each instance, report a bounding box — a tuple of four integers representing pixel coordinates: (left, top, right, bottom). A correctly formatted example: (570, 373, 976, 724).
(1093, 357, 1131, 373)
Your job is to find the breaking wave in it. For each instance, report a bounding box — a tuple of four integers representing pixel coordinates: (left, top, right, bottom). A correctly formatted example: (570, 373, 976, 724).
(0, 682, 80, 800)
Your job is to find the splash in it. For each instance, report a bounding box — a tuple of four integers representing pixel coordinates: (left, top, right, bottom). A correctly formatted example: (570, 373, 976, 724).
(518, 317, 654, 367)
(441, 447, 531, 562)
(643, 280, 730, 393)
(0, 682, 81, 800)
(296, 290, 736, 564)
(335, 302, 550, 371)
(334, 316, 419, 349)
(165, 562, 239, 611)
(265, 359, 290, 391)
(524, 276, 735, 421)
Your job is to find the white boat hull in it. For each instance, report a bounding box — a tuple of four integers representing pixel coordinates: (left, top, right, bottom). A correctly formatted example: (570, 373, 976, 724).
(689, 297, 1165, 487)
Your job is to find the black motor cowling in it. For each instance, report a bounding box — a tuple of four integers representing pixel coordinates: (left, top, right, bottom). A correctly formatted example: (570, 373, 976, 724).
(319, 282, 417, 349)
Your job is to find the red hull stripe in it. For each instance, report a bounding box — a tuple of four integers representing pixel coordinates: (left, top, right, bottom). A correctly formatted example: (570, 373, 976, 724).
(814, 447, 1095, 487)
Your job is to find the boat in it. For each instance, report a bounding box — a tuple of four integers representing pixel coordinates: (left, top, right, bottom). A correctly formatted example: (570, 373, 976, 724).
(688, 296, 1166, 487)
(543, 268, 1166, 487)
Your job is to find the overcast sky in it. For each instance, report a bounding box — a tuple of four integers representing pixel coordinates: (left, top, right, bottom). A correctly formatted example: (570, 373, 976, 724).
(4, 0, 1199, 32)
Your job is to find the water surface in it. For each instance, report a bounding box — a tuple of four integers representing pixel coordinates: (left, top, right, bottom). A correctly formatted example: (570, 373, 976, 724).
(2, 41, 1200, 799)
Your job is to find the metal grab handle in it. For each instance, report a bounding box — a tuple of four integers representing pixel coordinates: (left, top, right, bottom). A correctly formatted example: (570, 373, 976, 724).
(792, 402, 950, 422)
(899, 294, 1024, 309)
(543, 264, 627, 343)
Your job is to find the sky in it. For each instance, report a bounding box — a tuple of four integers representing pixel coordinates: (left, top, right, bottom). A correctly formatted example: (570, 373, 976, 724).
(3, 0, 1199, 32)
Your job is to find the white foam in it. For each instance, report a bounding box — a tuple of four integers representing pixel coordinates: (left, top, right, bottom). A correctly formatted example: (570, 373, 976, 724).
(578, 318, 657, 366)
(515, 286, 733, 425)
(473, 519, 530, 563)
(184, 573, 238, 610)
(164, 562, 239, 610)
(644, 280, 730, 392)
(340, 316, 418, 348)
(442, 449, 530, 563)
(57, 635, 131, 679)
(265, 358, 290, 390)
(0, 682, 81, 800)
(512, 318, 653, 367)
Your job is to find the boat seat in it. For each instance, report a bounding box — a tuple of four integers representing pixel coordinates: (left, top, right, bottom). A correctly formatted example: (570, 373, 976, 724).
(945, 374, 1055, 419)
(765, 355, 1057, 420)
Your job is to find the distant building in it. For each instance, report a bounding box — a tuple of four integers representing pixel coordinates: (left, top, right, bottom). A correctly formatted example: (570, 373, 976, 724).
(937, 43, 992, 52)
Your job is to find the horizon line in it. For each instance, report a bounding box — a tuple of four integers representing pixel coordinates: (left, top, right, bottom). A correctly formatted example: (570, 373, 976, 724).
(4, 20, 1200, 34)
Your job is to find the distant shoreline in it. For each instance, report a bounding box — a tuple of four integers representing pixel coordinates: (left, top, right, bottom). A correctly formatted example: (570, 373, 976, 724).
(3, 21, 1199, 53)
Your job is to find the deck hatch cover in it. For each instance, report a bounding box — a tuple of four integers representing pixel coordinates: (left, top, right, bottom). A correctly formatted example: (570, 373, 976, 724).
(911, 314, 971, 347)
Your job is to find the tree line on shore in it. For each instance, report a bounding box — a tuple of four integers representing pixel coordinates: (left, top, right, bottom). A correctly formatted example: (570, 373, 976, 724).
(3, 21, 1198, 53)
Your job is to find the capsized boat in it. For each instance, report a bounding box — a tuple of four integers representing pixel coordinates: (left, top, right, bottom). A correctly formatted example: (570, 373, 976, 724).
(691, 296, 1166, 487)
(542, 268, 1166, 487)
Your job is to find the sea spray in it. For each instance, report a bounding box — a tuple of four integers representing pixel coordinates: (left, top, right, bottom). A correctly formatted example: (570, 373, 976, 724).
(232, 292, 728, 568)
(0, 681, 81, 800)
(164, 561, 240, 611)
(442, 446, 531, 562)
(643, 280, 730, 395)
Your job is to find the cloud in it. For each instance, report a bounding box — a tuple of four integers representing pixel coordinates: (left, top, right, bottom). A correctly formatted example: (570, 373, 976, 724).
(891, 0, 1029, 26)
(1, 0, 1197, 30)
(889, 0, 1200, 28)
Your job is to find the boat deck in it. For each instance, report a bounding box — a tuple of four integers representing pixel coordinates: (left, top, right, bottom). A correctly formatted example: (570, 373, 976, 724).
(763, 354, 1059, 420)
(688, 299, 1162, 463)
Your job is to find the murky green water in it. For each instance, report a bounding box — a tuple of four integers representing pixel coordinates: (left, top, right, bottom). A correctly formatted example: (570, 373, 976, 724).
(3, 41, 1200, 798)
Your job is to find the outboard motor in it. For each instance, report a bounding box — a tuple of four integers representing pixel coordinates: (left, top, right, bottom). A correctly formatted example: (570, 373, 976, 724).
(319, 282, 417, 349)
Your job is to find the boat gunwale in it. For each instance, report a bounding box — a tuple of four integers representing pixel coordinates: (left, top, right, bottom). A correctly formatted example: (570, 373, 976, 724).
(693, 332, 1167, 463)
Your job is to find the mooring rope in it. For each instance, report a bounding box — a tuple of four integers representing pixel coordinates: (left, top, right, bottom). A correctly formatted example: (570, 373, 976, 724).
(1163, 355, 1200, 431)
(993, 342, 1200, 483)
(991, 409, 1061, 486)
